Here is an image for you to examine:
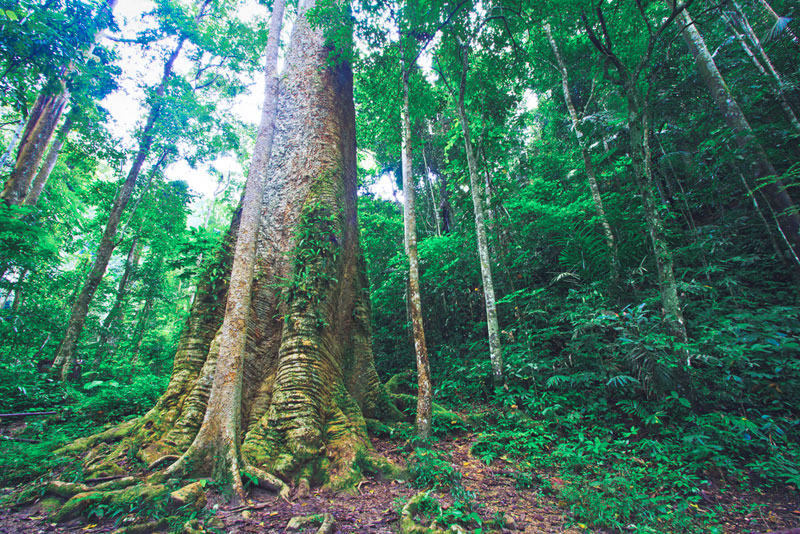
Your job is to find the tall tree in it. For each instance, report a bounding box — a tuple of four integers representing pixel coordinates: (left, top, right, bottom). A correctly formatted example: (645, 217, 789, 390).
(544, 23, 619, 277)
(57, 0, 399, 502)
(672, 1, 800, 264)
(581, 1, 689, 341)
(0, 0, 118, 206)
(401, 64, 433, 439)
(51, 0, 214, 380)
(454, 39, 505, 386)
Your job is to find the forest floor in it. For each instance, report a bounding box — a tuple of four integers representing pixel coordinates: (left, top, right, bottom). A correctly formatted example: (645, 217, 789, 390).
(1, 432, 799, 534)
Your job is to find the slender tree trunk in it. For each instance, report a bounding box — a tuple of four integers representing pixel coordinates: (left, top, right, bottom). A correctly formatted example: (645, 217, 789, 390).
(730, 0, 800, 134)
(456, 43, 504, 386)
(51, 30, 191, 381)
(545, 24, 619, 277)
(91, 236, 140, 371)
(23, 115, 73, 206)
(172, 0, 286, 497)
(673, 3, 800, 263)
(625, 85, 688, 341)
(0, 117, 25, 170)
(721, 10, 768, 75)
(401, 67, 432, 440)
(420, 144, 442, 237)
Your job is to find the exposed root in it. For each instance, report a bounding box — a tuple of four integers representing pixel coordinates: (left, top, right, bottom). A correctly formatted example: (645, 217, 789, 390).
(51, 483, 169, 522)
(243, 463, 290, 501)
(400, 492, 467, 534)
(148, 455, 179, 471)
(111, 517, 171, 534)
(286, 512, 336, 533)
(46, 477, 137, 498)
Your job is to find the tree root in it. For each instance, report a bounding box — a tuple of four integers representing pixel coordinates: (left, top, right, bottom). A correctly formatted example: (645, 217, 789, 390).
(148, 455, 180, 471)
(45, 477, 138, 498)
(243, 464, 290, 501)
(50, 483, 170, 522)
(400, 492, 466, 534)
(286, 513, 336, 533)
(111, 517, 171, 534)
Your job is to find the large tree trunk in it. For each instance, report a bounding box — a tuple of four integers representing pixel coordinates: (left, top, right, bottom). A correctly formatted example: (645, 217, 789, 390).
(23, 116, 73, 206)
(674, 3, 800, 262)
(57, 0, 399, 500)
(168, 0, 286, 497)
(456, 44, 504, 387)
(1, 90, 68, 206)
(544, 24, 619, 278)
(0, 0, 118, 207)
(50, 25, 193, 381)
(401, 68, 433, 440)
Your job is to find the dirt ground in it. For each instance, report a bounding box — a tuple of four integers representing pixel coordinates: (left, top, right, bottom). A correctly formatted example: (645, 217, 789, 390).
(1, 433, 798, 534)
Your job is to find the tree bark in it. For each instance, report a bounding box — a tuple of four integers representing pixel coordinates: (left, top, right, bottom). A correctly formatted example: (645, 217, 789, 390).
(625, 88, 688, 341)
(56, 0, 400, 498)
(673, 2, 800, 263)
(0, 0, 118, 207)
(401, 67, 433, 440)
(730, 0, 800, 134)
(51, 25, 192, 381)
(1, 91, 68, 206)
(544, 24, 619, 278)
(170, 0, 286, 497)
(23, 115, 72, 206)
(455, 43, 504, 386)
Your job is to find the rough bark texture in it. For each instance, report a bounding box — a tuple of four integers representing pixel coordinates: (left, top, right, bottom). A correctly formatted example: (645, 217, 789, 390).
(1, 91, 68, 206)
(675, 3, 800, 261)
(544, 24, 618, 277)
(401, 68, 433, 440)
(51, 31, 190, 381)
(56, 0, 399, 500)
(170, 0, 286, 497)
(23, 116, 73, 206)
(456, 45, 504, 386)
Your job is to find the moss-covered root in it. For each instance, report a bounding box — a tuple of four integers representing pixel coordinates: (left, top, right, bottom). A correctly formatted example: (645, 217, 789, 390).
(50, 483, 169, 522)
(243, 463, 290, 501)
(111, 518, 171, 534)
(401, 493, 466, 534)
(286, 513, 336, 534)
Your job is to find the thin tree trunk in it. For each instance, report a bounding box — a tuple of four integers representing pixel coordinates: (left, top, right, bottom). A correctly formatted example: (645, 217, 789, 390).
(626, 85, 688, 341)
(456, 43, 504, 386)
(673, 2, 800, 264)
(91, 236, 140, 371)
(545, 24, 619, 278)
(173, 0, 286, 498)
(23, 116, 73, 206)
(755, 0, 800, 48)
(51, 25, 193, 381)
(731, 0, 800, 134)
(401, 67, 432, 440)
(721, 10, 768, 75)
(420, 144, 442, 236)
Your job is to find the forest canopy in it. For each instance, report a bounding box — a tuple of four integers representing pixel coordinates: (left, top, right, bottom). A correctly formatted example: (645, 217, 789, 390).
(0, 0, 799, 533)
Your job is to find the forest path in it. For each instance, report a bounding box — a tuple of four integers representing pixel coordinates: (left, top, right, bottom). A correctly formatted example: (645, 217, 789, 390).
(1, 432, 798, 533)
